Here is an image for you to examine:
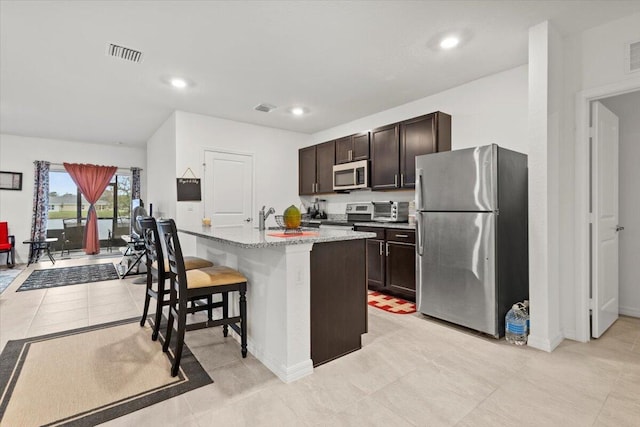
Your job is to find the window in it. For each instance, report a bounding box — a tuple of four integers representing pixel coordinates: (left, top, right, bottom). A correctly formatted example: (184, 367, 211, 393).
(47, 170, 132, 250)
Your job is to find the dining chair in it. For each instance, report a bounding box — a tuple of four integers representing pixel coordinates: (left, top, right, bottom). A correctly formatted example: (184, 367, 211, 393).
(137, 216, 214, 341)
(0, 222, 15, 268)
(157, 218, 247, 377)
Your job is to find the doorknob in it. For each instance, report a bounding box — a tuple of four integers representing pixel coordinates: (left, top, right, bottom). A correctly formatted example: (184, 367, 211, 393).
(615, 225, 625, 232)
(245, 217, 252, 223)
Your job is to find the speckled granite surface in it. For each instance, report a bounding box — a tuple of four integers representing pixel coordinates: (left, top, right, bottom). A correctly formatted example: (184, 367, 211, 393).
(353, 222, 415, 230)
(178, 225, 376, 249)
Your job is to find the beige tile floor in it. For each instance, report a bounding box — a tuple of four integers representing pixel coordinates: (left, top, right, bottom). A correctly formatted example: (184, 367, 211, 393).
(1, 258, 639, 426)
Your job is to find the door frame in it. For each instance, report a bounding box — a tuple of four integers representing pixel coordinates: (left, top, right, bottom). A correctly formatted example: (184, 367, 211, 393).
(202, 148, 255, 225)
(574, 78, 640, 343)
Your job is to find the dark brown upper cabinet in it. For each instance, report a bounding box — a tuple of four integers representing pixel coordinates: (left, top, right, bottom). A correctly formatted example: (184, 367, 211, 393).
(336, 132, 370, 164)
(371, 112, 451, 190)
(299, 141, 336, 195)
(299, 145, 317, 196)
(370, 123, 400, 190)
(399, 112, 451, 188)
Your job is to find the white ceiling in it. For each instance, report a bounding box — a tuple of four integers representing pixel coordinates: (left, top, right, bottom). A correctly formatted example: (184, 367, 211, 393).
(1, 1, 639, 147)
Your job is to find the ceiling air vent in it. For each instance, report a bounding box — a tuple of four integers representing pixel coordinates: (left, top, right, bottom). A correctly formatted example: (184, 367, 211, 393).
(254, 103, 277, 113)
(627, 40, 640, 73)
(106, 43, 143, 63)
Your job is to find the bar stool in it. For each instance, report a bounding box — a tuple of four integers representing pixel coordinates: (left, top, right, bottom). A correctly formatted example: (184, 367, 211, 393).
(137, 217, 214, 341)
(157, 218, 247, 377)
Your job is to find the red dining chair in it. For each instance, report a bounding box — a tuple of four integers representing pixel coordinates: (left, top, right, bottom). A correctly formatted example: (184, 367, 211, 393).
(0, 222, 16, 268)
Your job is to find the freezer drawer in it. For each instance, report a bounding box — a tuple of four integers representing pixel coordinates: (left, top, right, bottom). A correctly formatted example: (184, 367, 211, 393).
(417, 211, 497, 335)
(416, 144, 496, 212)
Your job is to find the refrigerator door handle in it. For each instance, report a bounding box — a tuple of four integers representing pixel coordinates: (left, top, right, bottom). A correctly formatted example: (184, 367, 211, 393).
(416, 211, 424, 256)
(416, 168, 423, 210)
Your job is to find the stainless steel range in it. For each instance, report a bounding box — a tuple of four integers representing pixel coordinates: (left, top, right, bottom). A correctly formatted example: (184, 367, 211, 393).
(316, 202, 373, 231)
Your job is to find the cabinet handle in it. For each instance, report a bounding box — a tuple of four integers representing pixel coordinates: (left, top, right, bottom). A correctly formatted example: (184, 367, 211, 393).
(395, 234, 409, 238)
(394, 174, 398, 188)
(312, 183, 315, 193)
(385, 242, 389, 256)
(400, 173, 404, 187)
(379, 241, 383, 256)
(349, 150, 353, 161)
(315, 183, 319, 193)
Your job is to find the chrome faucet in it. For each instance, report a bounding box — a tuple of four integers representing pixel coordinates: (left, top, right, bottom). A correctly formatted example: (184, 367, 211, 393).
(258, 206, 275, 231)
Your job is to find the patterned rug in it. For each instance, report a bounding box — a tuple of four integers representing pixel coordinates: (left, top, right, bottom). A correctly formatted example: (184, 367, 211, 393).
(0, 268, 23, 294)
(17, 263, 119, 292)
(0, 317, 211, 427)
(367, 291, 417, 314)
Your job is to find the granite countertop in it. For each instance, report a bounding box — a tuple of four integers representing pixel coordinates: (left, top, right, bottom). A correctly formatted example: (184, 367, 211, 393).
(178, 225, 377, 249)
(302, 219, 416, 231)
(353, 222, 416, 230)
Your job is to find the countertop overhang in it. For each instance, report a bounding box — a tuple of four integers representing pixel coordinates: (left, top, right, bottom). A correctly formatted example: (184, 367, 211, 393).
(178, 225, 376, 249)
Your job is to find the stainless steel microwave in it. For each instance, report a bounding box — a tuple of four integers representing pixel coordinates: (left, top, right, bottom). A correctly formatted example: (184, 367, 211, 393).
(333, 160, 368, 191)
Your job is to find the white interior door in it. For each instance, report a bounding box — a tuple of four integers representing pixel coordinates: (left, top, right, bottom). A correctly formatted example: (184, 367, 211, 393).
(204, 150, 253, 227)
(591, 101, 620, 338)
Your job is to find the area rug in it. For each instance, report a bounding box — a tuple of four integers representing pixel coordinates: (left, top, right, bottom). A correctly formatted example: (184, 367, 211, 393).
(368, 291, 416, 314)
(16, 263, 119, 292)
(0, 268, 23, 295)
(0, 317, 212, 427)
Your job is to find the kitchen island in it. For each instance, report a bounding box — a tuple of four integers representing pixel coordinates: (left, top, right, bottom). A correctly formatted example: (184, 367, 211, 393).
(178, 225, 376, 383)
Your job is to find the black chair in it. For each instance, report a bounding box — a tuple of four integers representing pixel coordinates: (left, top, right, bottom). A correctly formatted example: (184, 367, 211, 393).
(157, 218, 247, 377)
(137, 216, 215, 341)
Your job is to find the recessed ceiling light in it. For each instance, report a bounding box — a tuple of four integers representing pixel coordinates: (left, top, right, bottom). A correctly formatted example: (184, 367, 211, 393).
(291, 107, 305, 116)
(439, 36, 460, 50)
(170, 78, 188, 89)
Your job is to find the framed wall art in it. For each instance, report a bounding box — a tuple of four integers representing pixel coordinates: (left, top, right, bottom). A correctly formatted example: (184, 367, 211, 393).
(0, 171, 23, 191)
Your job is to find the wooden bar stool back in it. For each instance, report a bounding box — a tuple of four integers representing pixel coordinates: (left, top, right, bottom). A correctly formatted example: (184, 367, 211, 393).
(157, 218, 248, 377)
(137, 216, 214, 341)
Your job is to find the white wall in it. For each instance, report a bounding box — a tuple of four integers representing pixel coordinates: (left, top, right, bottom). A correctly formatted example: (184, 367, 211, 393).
(146, 113, 177, 220)
(527, 21, 564, 352)
(601, 91, 640, 318)
(173, 111, 312, 228)
(0, 134, 146, 262)
(561, 13, 640, 340)
(307, 65, 528, 214)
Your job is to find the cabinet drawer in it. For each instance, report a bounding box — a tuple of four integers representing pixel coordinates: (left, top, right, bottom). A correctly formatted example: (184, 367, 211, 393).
(385, 229, 415, 244)
(355, 226, 385, 240)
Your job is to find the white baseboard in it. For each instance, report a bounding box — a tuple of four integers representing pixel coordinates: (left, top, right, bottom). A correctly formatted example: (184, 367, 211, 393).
(562, 328, 577, 341)
(245, 338, 313, 383)
(620, 306, 640, 318)
(527, 332, 564, 352)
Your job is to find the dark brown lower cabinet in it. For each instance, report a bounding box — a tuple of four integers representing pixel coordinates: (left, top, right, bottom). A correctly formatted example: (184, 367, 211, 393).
(356, 226, 416, 301)
(386, 241, 416, 298)
(366, 239, 385, 288)
(310, 239, 367, 367)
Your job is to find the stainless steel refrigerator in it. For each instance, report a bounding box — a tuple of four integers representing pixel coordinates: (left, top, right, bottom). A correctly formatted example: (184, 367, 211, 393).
(415, 144, 528, 337)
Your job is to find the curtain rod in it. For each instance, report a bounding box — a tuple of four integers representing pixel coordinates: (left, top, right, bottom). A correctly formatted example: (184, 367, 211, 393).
(47, 162, 142, 171)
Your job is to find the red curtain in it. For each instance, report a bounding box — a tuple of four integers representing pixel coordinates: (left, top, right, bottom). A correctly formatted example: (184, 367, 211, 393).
(63, 163, 117, 254)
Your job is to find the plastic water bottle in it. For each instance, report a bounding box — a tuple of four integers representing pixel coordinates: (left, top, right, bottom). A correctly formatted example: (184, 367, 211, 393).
(523, 300, 530, 332)
(505, 303, 528, 345)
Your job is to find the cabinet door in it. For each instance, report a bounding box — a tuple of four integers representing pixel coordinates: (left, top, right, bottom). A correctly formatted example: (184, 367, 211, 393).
(371, 123, 399, 190)
(366, 239, 385, 290)
(386, 241, 416, 298)
(335, 137, 352, 164)
(315, 140, 335, 193)
(352, 132, 370, 161)
(400, 114, 435, 188)
(299, 146, 316, 195)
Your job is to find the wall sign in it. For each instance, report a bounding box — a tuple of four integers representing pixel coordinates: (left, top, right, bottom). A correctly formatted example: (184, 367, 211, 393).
(0, 171, 22, 191)
(176, 168, 201, 201)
